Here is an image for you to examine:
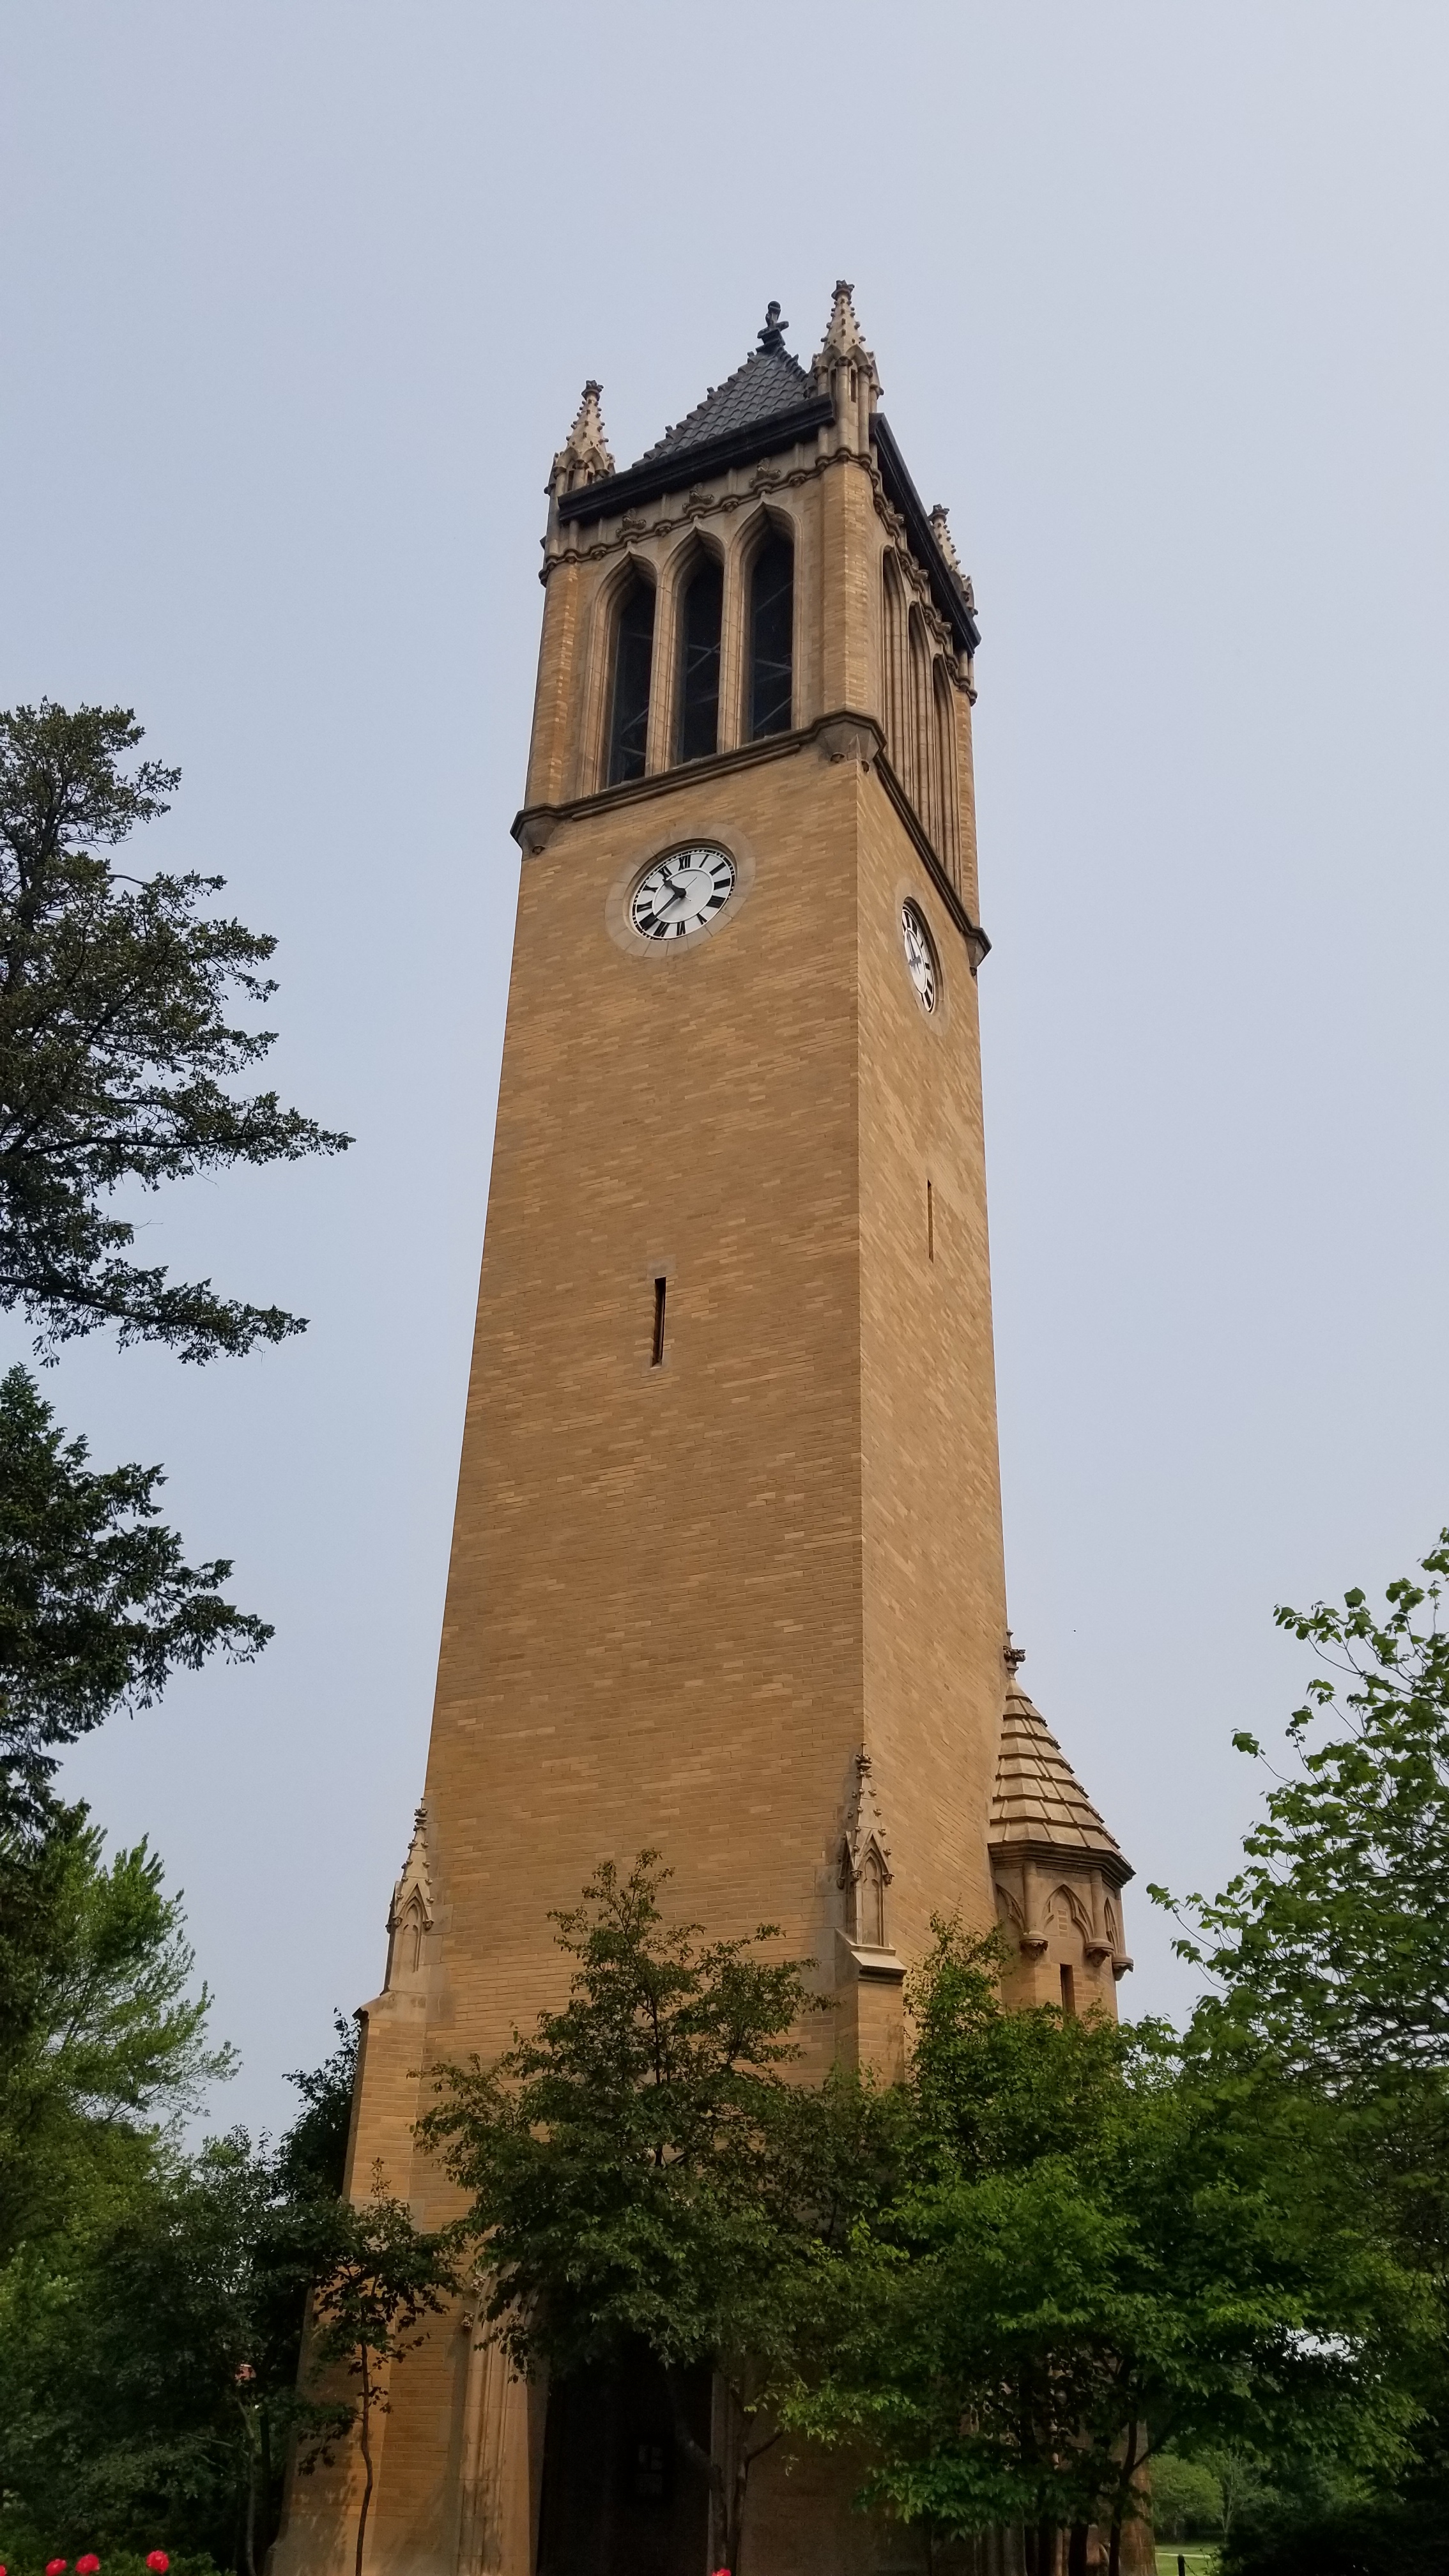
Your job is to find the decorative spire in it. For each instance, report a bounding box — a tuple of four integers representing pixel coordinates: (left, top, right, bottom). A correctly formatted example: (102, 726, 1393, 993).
(840, 1749, 893, 1885)
(817, 279, 871, 363)
(387, 1803, 434, 1936)
(549, 380, 614, 498)
(757, 299, 789, 355)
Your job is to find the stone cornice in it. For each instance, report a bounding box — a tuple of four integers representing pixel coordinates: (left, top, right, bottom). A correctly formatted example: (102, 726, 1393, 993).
(989, 1835, 1136, 1892)
(510, 714, 992, 973)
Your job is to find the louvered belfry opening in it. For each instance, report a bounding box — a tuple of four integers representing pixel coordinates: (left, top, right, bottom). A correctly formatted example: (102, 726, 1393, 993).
(607, 574, 656, 785)
(676, 556, 723, 762)
(748, 532, 793, 738)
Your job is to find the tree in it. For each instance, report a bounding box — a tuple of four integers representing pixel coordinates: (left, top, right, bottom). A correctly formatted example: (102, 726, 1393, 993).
(417, 1853, 888, 2576)
(1149, 1534, 1449, 2574)
(302, 2168, 462, 2576)
(786, 1926, 1425, 2576)
(0, 1805, 233, 2260)
(0, 2017, 360, 2573)
(0, 700, 348, 1361)
(1153, 1533, 1449, 2087)
(0, 1365, 270, 1832)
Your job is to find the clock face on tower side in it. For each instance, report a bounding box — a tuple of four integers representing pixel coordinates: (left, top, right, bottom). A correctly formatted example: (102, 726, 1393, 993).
(630, 843, 737, 941)
(901, 900, 937, 1012)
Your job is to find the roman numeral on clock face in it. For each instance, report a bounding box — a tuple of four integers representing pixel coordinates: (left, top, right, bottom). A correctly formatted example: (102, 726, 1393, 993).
(630, 845, 738, 943)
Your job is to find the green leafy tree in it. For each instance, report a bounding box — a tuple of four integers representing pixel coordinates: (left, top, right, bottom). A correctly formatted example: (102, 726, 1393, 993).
(1151, 1534, 1449, 2573)
(0, 1365, 269, 1831)
(418, 1853, 889, 2576)
(0, 1806, 233, 2260)
(302, 2168, 462, 2576)
(787, 1926, 1425, 2576)
(0, 700, 348, 1361)
(1155, 1533, 1449, 2085)
(0, 2018, 360, 2572)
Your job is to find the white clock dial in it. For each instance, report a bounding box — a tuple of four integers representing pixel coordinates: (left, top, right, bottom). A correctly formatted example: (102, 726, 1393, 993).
(631, 843, 736, 941)
(901, 901, 937, 1012)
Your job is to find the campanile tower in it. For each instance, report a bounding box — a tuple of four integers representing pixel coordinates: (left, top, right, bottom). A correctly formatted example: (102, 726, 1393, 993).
(281, 286, 1132, 2576)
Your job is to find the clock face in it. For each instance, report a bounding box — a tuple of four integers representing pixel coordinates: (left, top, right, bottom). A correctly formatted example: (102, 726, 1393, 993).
(901, 901, 937, 1012)
(631, 843, 736, 941)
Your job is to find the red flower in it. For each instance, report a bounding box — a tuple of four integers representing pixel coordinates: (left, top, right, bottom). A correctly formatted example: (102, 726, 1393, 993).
(77, 2556, 100, 2572)
(146, 2557, 170, 2573)
(46, 2559, 68, 2572)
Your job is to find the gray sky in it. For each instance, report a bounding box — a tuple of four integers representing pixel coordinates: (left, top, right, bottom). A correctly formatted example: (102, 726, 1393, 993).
(4, 2, 1447, 2134)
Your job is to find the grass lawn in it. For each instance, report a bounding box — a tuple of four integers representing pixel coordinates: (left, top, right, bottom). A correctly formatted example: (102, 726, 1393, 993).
(1154, 2551, 1218, 2576)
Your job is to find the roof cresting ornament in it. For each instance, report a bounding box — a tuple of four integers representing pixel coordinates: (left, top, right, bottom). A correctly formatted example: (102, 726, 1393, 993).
(756, 299, 788, 354)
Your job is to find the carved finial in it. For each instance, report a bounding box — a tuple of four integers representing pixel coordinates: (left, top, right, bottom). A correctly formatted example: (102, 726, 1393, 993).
(929, 503, 964, 578)
(841, 1747, 893, 1881)
(1004, 1632, 1027, 1674)
(817, 279, 871, 363)
(549, 379, 614, 498)
(757, 299, 788, 354)
(387, 1802, 434, 1934)
(384, 1801, 434, 1990)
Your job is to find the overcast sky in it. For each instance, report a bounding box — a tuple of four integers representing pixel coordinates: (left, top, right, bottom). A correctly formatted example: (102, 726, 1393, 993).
(4, 3, 1447, 2135)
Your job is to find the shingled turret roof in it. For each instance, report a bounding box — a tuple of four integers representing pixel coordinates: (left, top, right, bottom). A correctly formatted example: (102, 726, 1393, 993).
(990, 1666, 1131, 1882)
(631, 305, 813, 468)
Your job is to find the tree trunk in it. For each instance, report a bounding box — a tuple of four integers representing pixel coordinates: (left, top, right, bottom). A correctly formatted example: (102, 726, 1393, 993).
(355, 2347, 375, 2576)
(244, 2425, 258, 2576)
(1107, 2419, 1140, 2576)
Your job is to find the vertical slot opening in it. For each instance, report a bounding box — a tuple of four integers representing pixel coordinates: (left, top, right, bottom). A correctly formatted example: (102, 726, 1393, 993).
(1059, 1963, 1077, 2018)
(926, 1178, 935, 1262)
(650, 1276, 666, 1367)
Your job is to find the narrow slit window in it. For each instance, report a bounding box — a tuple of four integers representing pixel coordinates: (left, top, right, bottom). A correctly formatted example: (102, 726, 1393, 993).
(650, 1276, 666, 1366)
(926, 1179, 935, 1262)
(747, 532, 793, 739)
(1059, 1964, 1077, 2018)
(607, 576, 655, 785)
(676, 558, 723, 763)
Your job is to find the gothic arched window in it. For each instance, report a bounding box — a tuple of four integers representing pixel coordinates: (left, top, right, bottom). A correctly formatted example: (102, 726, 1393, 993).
(932, 657, 961, 884)
(606, 574, 656, 785)
(747, 532, 793, 739)
(676, 556, 723, 763)
(881, 553, 907, 773)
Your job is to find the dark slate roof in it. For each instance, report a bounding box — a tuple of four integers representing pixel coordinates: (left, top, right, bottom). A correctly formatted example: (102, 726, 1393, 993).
(632, 344, 814, 468)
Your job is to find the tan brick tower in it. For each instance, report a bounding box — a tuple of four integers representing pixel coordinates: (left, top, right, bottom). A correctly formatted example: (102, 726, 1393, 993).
(276, 286, 1131, 2576)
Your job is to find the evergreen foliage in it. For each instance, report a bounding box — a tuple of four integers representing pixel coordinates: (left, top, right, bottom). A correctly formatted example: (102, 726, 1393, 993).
(0, 1366, 268, 1831)
(0, 701, 348, 1361)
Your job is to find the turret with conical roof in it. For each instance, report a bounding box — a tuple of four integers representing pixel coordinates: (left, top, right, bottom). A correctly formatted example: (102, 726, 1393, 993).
(989, 1644, 1133, 2012)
